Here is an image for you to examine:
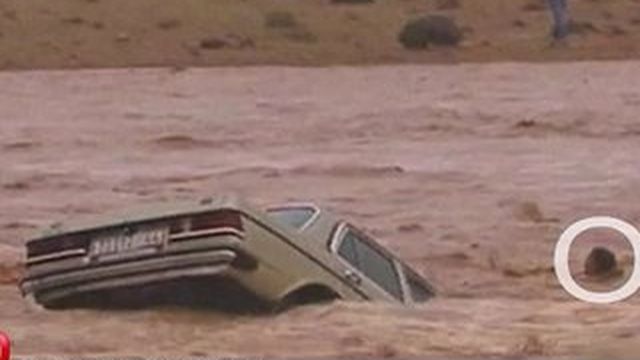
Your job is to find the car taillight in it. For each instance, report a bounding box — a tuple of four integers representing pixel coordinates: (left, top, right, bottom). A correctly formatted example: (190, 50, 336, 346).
(169, 210, 244, 236)
(27, 234, 87, 258)
(191, 210, 243, 231)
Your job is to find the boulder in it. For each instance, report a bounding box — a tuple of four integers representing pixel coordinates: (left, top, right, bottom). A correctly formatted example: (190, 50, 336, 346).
(584, 246, 618, 277)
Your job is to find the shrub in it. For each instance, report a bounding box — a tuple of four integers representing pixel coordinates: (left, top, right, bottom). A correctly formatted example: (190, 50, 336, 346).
(284, 28, 318, 43)
(157, 18, 182, 30)
(436, 0, 460, 10)
(199, 34, 255, 50)
(522, 0, 545, 12)
(264, 11, 298, 29)
(330, 0, 374, 4)
(264, 11, 316, 44)
(568, 20, 600, 35)
(398, 15, 462, 49)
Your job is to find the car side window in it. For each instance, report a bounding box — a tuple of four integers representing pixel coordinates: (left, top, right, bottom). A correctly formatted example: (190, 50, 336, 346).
(337, 227, 403, 301)
(337, 231, 359, 265)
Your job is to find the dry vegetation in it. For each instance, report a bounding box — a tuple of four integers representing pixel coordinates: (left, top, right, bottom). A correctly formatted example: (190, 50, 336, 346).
(0, 0, 640, 69)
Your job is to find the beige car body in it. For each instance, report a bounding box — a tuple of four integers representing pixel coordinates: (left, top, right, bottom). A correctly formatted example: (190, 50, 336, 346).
(21, 196, 434, 309)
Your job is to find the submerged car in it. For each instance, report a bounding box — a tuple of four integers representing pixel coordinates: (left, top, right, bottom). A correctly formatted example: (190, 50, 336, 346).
(20, 196, 435, 310)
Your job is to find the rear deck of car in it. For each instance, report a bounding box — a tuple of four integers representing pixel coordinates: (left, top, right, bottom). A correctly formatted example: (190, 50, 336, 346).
(21, 197, 256, 308)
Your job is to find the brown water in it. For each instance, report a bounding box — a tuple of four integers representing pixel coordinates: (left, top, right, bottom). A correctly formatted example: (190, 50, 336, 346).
(2, 63, 640, 358)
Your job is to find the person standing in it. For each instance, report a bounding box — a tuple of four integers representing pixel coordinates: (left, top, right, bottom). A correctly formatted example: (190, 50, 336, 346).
(547, 0, 570, 40)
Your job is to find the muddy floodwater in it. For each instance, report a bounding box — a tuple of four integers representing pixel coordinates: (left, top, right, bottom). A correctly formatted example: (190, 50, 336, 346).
(2, 63, 640, 358)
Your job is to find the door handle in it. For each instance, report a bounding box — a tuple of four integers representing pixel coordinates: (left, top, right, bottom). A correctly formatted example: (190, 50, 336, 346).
(344, 270, 362, 285)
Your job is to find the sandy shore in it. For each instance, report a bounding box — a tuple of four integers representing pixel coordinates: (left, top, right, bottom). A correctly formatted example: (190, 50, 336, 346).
(2, 0, 640, 69)
(2, 62, 640, 358)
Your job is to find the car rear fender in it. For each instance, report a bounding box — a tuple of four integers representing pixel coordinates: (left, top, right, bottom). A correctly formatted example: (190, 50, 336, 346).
(278, 281, 341, 305)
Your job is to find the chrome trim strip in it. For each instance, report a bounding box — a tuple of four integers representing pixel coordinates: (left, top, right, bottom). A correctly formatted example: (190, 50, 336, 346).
(170, 227, 244, 240)
(27, 249, 87, 264)
(329, 222, 348, 253)
(299, 204, 321, 231)
(394, 258, 411, 304)
(27, 227, 243, 265)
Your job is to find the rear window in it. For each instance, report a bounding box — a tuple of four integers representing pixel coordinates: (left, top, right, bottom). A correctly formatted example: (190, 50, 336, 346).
(267, 206, 317, 230)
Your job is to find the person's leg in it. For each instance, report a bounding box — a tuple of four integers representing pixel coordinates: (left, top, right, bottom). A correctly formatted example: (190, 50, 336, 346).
(548, 0, 570, 39)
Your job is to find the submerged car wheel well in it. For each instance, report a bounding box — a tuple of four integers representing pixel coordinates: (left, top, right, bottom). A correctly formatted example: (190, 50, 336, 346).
(281, 284, 341, 308)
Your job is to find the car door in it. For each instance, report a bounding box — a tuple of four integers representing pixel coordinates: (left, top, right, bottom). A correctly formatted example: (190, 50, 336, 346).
(330, 223, 405, 302)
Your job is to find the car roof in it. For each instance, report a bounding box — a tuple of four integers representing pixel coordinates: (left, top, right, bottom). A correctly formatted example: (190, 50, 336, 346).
(31, 195, 342, 243)
(32, 195, 247, 240)
(264, 202, 342, 244)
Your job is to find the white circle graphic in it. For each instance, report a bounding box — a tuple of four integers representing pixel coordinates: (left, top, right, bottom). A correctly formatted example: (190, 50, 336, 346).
(554, 216, 640, 304)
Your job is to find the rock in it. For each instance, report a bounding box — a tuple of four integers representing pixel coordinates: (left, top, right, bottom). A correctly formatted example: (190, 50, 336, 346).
(91, 21, 105, 30)
(156, 18, 182, 30)
(584, 246, 618, 277)
(264, 11, 298, 29)
(199, 37, 227, 50)
(330, 0, 374, 4)
(513, 19, 527, 28)
(61, 17, 86, 25)
(515, 119, 536, 128)
(398, 15, 462, 49)
(397, 223, 424, 233)
(569, 21, 601, 35)
(374, 343, 398, 358)
(522, 1, 545, 12)
(436, 0, 461, 10)
(199, 34, 254, 50)
(115, 32, 130, 43)
(512, 200, 548, 223)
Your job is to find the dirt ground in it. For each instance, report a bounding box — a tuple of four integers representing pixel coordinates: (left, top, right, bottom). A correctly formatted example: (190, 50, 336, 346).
(2, 62, 640, 358)
(1, 0, 640, 69)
